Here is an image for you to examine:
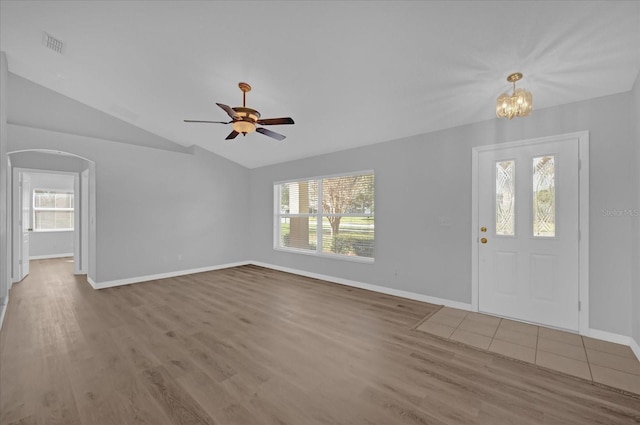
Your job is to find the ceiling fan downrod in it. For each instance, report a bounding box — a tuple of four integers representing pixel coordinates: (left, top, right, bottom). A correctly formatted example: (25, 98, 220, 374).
(238, 82, 251, 107)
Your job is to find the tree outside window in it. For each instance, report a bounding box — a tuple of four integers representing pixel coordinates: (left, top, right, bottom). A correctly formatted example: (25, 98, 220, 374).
(276, 172, 374, 260)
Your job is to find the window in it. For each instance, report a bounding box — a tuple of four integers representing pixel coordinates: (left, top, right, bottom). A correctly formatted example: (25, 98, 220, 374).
(275, 171, 374, 261)
(33, 189, 74, 231)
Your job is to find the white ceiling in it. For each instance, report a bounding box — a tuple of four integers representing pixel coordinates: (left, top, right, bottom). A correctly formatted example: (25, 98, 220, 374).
(1, 1, 639, 168)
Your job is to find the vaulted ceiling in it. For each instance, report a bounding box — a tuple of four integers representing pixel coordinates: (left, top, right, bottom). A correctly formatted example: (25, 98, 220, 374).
(1, 1, 639, 168)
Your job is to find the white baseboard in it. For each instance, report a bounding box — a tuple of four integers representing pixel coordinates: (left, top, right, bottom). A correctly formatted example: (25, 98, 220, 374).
(29, 253, 73, 260)
(87, 258, 470, 309)
(630, 338, 640, 362)
(588, 328, 640, 362)
(249, 261, 473, 311)
(87, 261, 251, 290)
(0, 295, 8, 332)
(587, 328, 632, 345)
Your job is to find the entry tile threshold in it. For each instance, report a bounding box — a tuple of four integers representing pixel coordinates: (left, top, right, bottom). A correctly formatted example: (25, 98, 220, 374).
(415, 307, 640, 395)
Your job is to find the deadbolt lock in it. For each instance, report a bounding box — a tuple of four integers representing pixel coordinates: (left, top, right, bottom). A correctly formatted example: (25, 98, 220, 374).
(480, 237, 488, 244)
(480, 227, 487, 232)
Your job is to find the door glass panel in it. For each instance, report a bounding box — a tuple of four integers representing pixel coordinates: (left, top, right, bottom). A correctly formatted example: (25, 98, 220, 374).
(496, 160, 515, 236)
(533, 156, 556, 237)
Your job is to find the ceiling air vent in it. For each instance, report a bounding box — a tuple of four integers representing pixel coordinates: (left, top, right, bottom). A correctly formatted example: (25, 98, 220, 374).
(42, 32, 64, 54)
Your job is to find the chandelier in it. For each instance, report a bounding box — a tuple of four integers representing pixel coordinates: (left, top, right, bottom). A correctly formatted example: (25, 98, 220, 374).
(496, 72, 533, 119)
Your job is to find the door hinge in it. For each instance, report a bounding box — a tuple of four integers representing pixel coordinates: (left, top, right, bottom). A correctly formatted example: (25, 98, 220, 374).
(578, 159, 581, 170)
(578, 301, 581, 311)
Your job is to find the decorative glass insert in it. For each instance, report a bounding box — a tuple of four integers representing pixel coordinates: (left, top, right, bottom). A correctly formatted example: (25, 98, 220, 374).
(533, 156, 556, 237)
(495, 160, 515, 236)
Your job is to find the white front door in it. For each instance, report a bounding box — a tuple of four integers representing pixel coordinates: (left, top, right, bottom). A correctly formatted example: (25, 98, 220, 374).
(19, 172, 31, 280)
(477, 136, 580, 331)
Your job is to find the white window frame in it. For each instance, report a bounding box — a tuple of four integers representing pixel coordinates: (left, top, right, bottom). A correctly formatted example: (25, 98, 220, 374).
(32, 188, 75, 232)
(274, 170, 374, 263)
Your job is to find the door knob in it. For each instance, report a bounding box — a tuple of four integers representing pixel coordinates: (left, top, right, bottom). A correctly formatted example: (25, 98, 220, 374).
(480, 237, 488, 244)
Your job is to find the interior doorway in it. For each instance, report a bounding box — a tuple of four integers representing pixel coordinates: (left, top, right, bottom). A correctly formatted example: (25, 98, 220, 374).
(7, 150, 96, 287)
(14, 169, 77, 281)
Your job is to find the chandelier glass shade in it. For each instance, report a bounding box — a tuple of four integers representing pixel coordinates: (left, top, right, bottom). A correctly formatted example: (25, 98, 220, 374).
(496, 73, 533, 120)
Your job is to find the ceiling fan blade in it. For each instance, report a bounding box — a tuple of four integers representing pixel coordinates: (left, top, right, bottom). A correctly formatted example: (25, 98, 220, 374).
(216, 103, 239, 119)
(257, 117, 295, 126)
(184, 120, 229, 124)
(256, 127, 286, 141)
(225, 130, 239, 140)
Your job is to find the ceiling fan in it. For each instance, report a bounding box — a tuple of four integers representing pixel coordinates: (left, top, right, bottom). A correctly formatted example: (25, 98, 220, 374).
(184, 82, 294, 141)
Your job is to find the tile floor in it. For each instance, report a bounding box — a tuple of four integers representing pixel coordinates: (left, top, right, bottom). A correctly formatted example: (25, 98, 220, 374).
(415, 307, 640, 395)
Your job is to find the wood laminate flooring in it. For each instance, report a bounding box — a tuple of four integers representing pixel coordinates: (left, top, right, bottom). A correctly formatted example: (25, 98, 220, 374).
(1, 258, 639, 425)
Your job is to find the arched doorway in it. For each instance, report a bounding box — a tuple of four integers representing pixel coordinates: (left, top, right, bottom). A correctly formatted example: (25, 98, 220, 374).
(7, 149, 96, 286)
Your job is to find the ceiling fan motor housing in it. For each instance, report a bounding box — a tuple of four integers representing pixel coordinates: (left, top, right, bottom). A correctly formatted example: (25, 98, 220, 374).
(233, 107, 261, 122)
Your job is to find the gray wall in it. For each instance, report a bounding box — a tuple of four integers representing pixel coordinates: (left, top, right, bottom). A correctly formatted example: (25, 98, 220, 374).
(29, 231, 73, 258)
(632, 72, 640, 347)
(249, 90, 638, 338)
(7, 77, 250, 284)
(0, 53, 8, 306)
(8, 74, 190, 154)
(25, 172, 75, 258)
(10, 151, 87, 173)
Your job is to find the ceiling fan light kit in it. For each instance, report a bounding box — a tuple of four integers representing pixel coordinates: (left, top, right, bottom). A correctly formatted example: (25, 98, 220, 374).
(184, 82, 294, 141)
(231, 108, 259, 134)
(496, 72, 533, 120)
